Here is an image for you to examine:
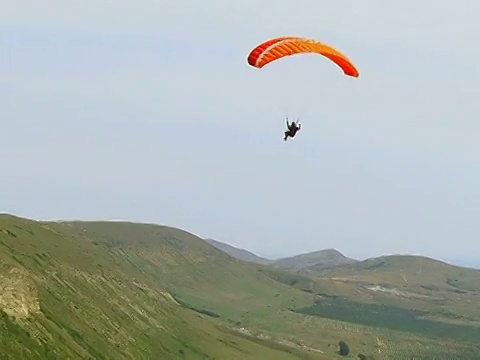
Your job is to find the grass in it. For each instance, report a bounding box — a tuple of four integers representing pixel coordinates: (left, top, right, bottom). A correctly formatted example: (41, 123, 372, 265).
(1, 214, 479, 359)
(295, 295, 480, 344)
(303, 255, 480, 323)
(0, 215, 315, 359)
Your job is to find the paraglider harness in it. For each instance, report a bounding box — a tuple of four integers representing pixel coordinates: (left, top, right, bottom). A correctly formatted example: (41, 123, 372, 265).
(284, 117, 301, 141)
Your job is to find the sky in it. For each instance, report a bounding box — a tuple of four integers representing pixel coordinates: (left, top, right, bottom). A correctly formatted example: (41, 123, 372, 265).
(2, 1, 480, 267)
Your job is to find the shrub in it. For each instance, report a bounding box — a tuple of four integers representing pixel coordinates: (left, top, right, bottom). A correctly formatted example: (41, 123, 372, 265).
(338, 341, 349, 356)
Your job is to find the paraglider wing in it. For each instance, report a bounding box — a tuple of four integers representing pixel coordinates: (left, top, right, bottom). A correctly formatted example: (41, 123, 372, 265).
(247, 36, 359, 77)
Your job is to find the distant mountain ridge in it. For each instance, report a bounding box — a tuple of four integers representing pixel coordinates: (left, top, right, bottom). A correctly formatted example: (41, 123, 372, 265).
(273, 248, 358, 271)
(204, 238, 272, 264)
(204, 238, 357, 271)
(203, 238, 480, 272)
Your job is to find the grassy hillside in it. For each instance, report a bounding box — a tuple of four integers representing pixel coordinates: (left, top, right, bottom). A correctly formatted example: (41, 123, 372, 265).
(311, 255, 480, 318)
(318, 254, 480, 292)
(57, 221, 480, 358)
(0, 215, 316, 359)
(260, 256, 480, 358)
(1, 214, 479, 359)
(273, 249, 357, 271)
(62, 221, 313, 320)
(204, 238, 271, 265)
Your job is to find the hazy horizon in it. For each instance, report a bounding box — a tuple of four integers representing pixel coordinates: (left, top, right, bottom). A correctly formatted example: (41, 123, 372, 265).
(3, 1, 480, 266)
(2, 210, 479, 270)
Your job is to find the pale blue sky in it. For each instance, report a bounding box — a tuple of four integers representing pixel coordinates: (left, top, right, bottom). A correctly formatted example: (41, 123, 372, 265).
(2, 1, 480, 266)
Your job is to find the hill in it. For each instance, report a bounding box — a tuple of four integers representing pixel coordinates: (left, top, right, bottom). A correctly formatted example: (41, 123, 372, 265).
(61, 224, 473, 356)
(204, 238, 271, 265)
(273, 249, 358, 271)
(315, 254, 480, 296)
(1, 214, 479, 359)
(298, 255, 480, 328)
(0, 214, 316, 359)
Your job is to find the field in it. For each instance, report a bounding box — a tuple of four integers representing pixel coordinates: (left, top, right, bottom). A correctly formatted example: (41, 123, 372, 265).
(1, 214, 479, 359)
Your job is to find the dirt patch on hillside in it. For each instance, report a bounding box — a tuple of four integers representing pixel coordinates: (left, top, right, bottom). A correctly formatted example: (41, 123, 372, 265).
(0, 263, 40, 318)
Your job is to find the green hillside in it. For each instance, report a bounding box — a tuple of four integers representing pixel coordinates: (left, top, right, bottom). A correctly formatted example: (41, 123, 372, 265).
(1, 214, 479, 359)
(62, 221, 313, 320)
(42, 220, 480, 358)
(273, 249, 358, 271)
(0, 215, 315, 359)
(310, 255, 480, 316)
(317, 254, 480, 293)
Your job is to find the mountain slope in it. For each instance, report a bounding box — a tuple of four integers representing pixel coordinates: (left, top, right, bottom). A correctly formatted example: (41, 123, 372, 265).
(0, 215, 316, 359)
(273, 249, 357, 271)
(204, 238, 271, 264)
(55, 221, 480, 357)
(317, 254, 480, 294)
(68, 221, 480, 357)
(62, 221, 313, 320)
(307, 255, 480, 325)
(1, 214, 479, 359)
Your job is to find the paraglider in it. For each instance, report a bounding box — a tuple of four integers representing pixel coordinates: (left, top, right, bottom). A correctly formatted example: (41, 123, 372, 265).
(246, 36, 359, 141)
(284, 117, 301, 141)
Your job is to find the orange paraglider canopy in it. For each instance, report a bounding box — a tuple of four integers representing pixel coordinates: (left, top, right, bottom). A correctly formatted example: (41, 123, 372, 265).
(247, 36, 359, 77)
